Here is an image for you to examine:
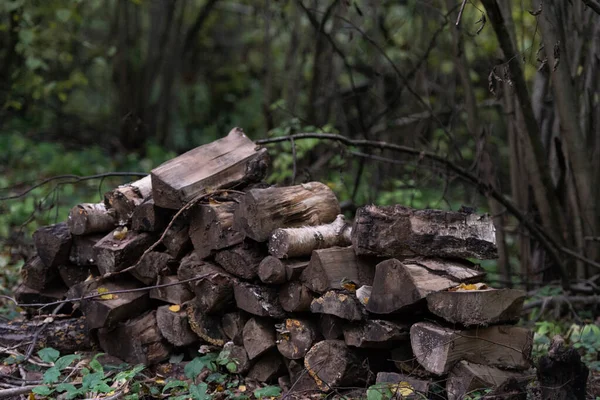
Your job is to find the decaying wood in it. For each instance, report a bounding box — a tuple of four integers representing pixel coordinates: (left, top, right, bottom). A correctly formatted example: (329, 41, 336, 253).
(69, 234, 103, 266)
(222, 312, 248, 346)
(279, 281, 314, 313)
(276, 318, 318, 359)
(247, 350, 284, 383)
(156, 305, 198, 347)
(352, 205, 498, 259)
(343, 320, 409, 348)
(410, 322, 533, 375)
(446, 361, 527, 400)
(58, 263, 94, 287)
(310, 291, 364, 321)
(162, 217, 192, 259)
(215, 240, 265, 280)
(130, 251, 178, 285)
(367, 258, 483, 314)
(78, 280, 151, 330)
(33, 222, 72, 267)
(243, 317, 276, 360)
(186, 302, 227, 346)
(304, 340, 369, 391)
(93, 230, 154, 275)
(268, 215, 351, 258)
(181, 260, 235, 314)
(149, 275, 194, 305)
(300, 246, 376, 294)
(189, 198, 244, 259)
(234, 282, 285, 318)
(219, 342, 251, 374)
(318, 314, 345, 340)
(234, 182, 341, 242)
(104, 175, 152, 224)
(131, 197, 171, 232)
(97, 310, 171, 365)
(0, 317, 93, 353)
(376, 372, 434, 398)
(151, 127, 269, 209)
(67, 203, 117, 235)
(427, 288, 526, 326)
(20, 256, 57, 291)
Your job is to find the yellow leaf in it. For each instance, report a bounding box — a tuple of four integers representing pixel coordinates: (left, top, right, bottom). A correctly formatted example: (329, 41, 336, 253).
(97, 287, 109, 293)
(113, 227, 128, 240)
(155, 379, 165, 385)
(238, 385, 247, 392)
(169, 305, 181, 312)
(398, 381, 414, 396)
(100, 294, 116, 300)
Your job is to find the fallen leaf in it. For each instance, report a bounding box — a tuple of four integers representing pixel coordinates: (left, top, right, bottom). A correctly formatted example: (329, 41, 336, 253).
(169, 305, 181, 312)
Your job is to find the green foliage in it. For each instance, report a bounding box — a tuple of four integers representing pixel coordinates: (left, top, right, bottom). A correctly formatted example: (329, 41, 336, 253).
(253, 385, 281, 399)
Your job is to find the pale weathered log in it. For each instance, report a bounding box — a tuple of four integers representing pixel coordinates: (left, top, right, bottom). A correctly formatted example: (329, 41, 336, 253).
(234, 282, 286, 318)
(343, 320, 409, 348)
(234, 182, 341, 242)
(243, 318, 276, 360)
(69, 234, 103, 266)
(67, 203, 117, 235)
(93, 229, 154, 275)
(149, 275, 194, 305)
(352, 205, 498, 259)
(156, 305, 198, 347)
(186, 302, 227, 346)
(304, 340, 369, 391)
(97, 310, 171, 365)
(426, 288, 526, 326)
(276, 318, 318, 360)
(300, 247, 376, 294)
(310, 291, 364, 321)
(222, 312, 248, 346)
(151, 127, 269, 209)
(162, 217, 192, 259)
(367, 258, 484, 314)
(20, 255, 57, 291)
(130, 251, 178, 285)
(268, 215, 351, 258)
(410, 322, 533, 375)
(247, 350, 285, 383)
(318, 314, 345, 340)
(33, 222, 72, 268)
(279, 281, 314, 313)
(131, 197, 172, 232)
(219, 342, 251, 374)
(104, 175, 152, 225)
(446, 361, 527, 400)
(214, 240, 265, 280)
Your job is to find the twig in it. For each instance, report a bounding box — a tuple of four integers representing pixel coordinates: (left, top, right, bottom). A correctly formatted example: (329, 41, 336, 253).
(456, 0, 468, 26)
(23, 303, 66, 362)
(581, 0, 600, 15)
(0, 385, 40, 398)
(522, 295, 600, 311)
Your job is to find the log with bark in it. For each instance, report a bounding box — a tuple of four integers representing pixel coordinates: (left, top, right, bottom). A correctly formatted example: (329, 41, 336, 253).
(318, 314, 345, 340)
(14, 283, 68, 310)
(69, 234, 103, 266)
(258, 256, 308, 284)
(310, 290, 365, 321)
(219, 342, 251, 374)
(130, 251, 178, 285)
(268, 215, 351, 258)
(162, 217, 192, 259)
(410, 322, 533, 375)
(33, 222, 72, 267)
(343, 320, 409, 348)
(304, 340, 369, 391)
(276, 318, 318, 359)
(156, 305, 198, 347)
(57, 263, 95, 287)
(234, 282, 285, 318)
(279, 281, 314, 313)
(151, 127, 269, 209)
(180, 260, 235, 314)
(222, 312, 248, 346)
(214, 240, 266, 280)
(286, 359, 320, 393)
(67, 203, 117, 235)
(243, 317, 276, 360)
(104, 175, 152, 225)
(20, 255, 57, 291)
(186, 302, 227, 346)
(446, 361, 528, 400)
(149, 275, 194, 305)
(131, 197, 172, 232)
(247, 350, 285, 383)
(352, 205, 498, 259)
(93, 229, 154, 275)
(234, 182, 340, 242)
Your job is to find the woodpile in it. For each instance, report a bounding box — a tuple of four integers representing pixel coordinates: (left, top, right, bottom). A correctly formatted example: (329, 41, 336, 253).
(13, 127, 534, 398)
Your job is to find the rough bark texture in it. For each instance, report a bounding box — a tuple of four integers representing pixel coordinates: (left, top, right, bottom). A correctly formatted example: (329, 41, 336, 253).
(215, 240, 266, 280)
(222, 312, 248, 346)
(310, 290, 364, 321)
(243, 317, 276, 360)
(234, 182, 341, 242)
(343, 320, 409, 348)
(20, 255, 57, 291)
(33, 222, 72, 268)
(93, 230, 154, 275)
(57, 263, 94, 287)
(67, 203, 117, 235)
(318, 314, 345, 340)
(352, 205, 498, 259)
(234, 282, 285, 318)
(104, 175, 153, 225)
(130, 251, 178, 285)
(131, 197, 171, 232)
(276, 318, 318, 359)
(69, 234, 103, 266)
(186, 302, 227, 346)
(247, 350, 285, 383)
(156, 305, 198, 347)
(149, 275, 194, 305)
(162, 217, 192, 259)
(279, 281, 314, 313)
(304, 340, 369, 391)
(446, 361, 527, 400)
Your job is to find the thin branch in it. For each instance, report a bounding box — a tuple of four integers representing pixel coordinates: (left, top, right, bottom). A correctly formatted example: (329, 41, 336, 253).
(581, 0, 600, 15)
(182, 0, 220, 56)
(456, 0, 468, 26)
(522, 295, 600, 311)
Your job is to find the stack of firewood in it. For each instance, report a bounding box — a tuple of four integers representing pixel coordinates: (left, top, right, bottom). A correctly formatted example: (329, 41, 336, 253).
(13, 128, 533, 398)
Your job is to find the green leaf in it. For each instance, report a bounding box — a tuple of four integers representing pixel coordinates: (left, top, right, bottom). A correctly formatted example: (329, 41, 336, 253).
(38, 347, 60, 363)
(89, 358, 103, 373)
(55, 354, 80, 371)
(162, 380, 188, 393)
(56, 9, 71, 22)
(253, 385, 282, 398)
(226, 361, 238, 373)
(43, 367, 61, 384)
(185, 357, 207, 379)
(93, 381, 113, 393)
(32, 386, 54, 396)
(56, 383, 77, 393)
(82, 371, 105, 390)
(189, 382, 210, 400)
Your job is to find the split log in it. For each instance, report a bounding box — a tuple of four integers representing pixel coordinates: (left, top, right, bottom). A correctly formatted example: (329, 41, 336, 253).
(219, 342, 251, 374)
(286, 359, 320, 393)
(427, 288, 526, 326)
(276, 319, 318, 359)
(279, 281, 314, 313)
(259, 257, 309, 284)
(151, 127, 269, 209)
(376, 372, 433, 398)
(156, 305, 198, 347)
(304, 340, 369, 391)
(20, 256, 57, 291)
(391, 344, 428, 377)
(189, 198, 244, 259)
(318, 315, 345, 340)
(310, 291, 364, 321)
(130, 251, 178, 285)
(367, 258, 483, 314)
(300, 247, 376, 294)
(69, 234, 103, 266)
(352, 205, 498, 259)
(186, 303, 227, 346)
(97, 310, 171, 365)
(0, 317, 93, 353)
(177, 252, 216, 280)
(247, 350, 285, 383)
(78, 280, 151, 330)
(214, 240, 265, 280)
(222, 312, 248, 346)
(67, 203, 117, 235)
(243, 317, 276, 360)
(268, 215, 351, 258)
(410, 322, 533, 375)
(150, 275, 194, 305)
(57, 263, 95, 287)
(33, 222, 72, 267)
(131, 197, 171, 232)
(14, 284, 68, 310)
(447, 361, 527, 400)
(179, 257, 235, 314)
(162, 217, 192, 259)
(343, 320, 409, 348)
(93, 229, 154, 275)
(234, 282, 285, 318)
(234, 182, 341, 242)
(104, 175, 152, 224)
